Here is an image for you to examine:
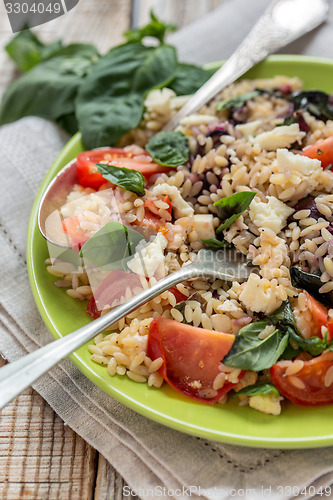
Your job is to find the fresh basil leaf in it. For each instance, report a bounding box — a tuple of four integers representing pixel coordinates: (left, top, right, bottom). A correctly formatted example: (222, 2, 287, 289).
(280, 340, 302, 360)
(287, 325, 329, 357)
(96, 163, 145, 196)
(223, 321, 289, 371)
(268, 299, 296, 330)
(202, 238, 232, 249)
(232, 382, 279, 399)
(124, 10, 176, 43)
(214, 191, 256, 233)
(268, 300, 330, 356)
(5, 28, 62, 72)
(217, 91, 261, 111)
(291, 90, 333, 122)
(168, 63, 211, 96)
(146, 131, 189, 167)
(76, 43, 178, 148)
(80, 221, 144, 270)
(0, 46, 99, 125)
(290, 267, 333, 308)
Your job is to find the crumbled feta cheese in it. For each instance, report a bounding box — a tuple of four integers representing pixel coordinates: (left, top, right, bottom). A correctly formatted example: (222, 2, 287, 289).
(192, 214, 215, 241)
(276, 148, 322, 176)
(254, 123, 303, 150)
(235, 120, 262, 138)
(152, 183, 194, 218)
(249, 196, 294, 234)
(127, 233, 167, 279)
(270, 149, 322, 200)
(239, 274, 282, 315)
(252, 229, 289, 281)
(249, 393, 282, 416)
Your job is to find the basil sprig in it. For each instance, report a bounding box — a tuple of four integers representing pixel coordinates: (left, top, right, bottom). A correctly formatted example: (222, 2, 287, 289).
(124, 9, 176, 43)
(223, 299, 333, 371)
(268, 300, 331, 357)
(96, 163, 145, 196)
(1, 14, 213, 147)
(217, 90, 261, 111)
(146, 131, 190, 167)
(223, 321, 289, 371)
(232, 382, 279, 400)
(80, 221, 143, 270)
(0, 44, 99, 132)
(214, 191, 256, 233)
(5, 28, 63, 72)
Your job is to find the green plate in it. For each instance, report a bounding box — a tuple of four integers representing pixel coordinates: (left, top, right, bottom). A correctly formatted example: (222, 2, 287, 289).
(27, 55, 333, 448)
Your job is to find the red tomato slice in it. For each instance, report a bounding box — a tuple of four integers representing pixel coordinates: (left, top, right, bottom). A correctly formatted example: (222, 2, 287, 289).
(133, 209, 164, 231)
(305, 291, 328, 338)
(304, 291, 333, 341)
(87, 269, 142, 319)
(61, 216, 89, 253)
(144, 195, 172, 215)
(270, 352, 333, 406)
(301, 135, 333, 169)
(147, 317, 239, 403)
(76, 147, 171, 190)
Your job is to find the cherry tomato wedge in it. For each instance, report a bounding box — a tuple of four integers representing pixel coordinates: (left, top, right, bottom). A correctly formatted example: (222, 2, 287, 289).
(144, 195, 172, 215)
(87, 269, 142, 319)
(86, 273, 186, 319)
(147, 317, 240, 403)
(270, 352, 333, 406)
(61, 216, 89, 253)
(304, 291, 333, 341)
(76, 147, 172, 190)
(133, 196, 172, 232)
(301, 135, 333, 169)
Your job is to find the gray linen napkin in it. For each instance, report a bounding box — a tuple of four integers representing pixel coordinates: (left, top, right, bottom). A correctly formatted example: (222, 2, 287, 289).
(1, 1, 333, 499)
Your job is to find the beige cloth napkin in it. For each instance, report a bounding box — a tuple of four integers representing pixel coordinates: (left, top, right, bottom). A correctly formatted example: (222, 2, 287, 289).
(2, 1, 333, 499)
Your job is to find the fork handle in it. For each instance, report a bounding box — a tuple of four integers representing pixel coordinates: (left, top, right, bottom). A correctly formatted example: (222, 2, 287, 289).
(163, 0, 329, 131)
(0, 265, 196, 409)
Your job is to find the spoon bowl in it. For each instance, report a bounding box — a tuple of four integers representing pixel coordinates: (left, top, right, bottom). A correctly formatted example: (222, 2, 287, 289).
(38, 158, 78, 247)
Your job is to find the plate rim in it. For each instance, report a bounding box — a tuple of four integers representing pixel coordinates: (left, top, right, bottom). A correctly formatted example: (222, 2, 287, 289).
(27, 54, 333, 449)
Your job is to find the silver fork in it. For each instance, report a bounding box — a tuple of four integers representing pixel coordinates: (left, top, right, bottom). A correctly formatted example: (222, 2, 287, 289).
(0, 249, 253, 408)
(0, 0, 329, 408)
(163, 0, 329, 131)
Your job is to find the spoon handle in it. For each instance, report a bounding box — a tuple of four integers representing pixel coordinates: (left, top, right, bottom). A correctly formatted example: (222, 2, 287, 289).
(0, 265, 196, 409)
(163, 0, 329, 131)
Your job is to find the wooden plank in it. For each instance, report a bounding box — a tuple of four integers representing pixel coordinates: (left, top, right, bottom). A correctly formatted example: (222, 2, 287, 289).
(94, 455, 138, 500)
(0, 361, 98, 499)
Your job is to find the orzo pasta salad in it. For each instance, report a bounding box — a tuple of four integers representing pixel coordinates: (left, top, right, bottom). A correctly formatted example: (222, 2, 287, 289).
(46, 75, 333, 416)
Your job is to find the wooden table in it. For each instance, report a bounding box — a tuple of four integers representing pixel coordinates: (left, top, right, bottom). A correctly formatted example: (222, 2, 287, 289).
(0, 1, 224, 498)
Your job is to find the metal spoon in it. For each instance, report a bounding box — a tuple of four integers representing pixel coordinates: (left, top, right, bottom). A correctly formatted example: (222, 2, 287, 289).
(0, 248, 254, 408)
(38, 0, 329, 247)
